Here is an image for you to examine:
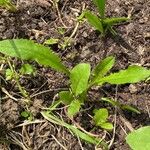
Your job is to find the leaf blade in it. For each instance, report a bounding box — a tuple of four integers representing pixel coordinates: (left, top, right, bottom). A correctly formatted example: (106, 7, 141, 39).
(121, 105, 141, 114)
(70, 63, 91, 96)
(85, 11, 103, 33)
(93, 108, 108, 126)
(103, 17, 129, 26)
(0, 39, 69, 75)
(0, 0, 17, 12)
(67, 100, 81, 118)
(126, 126, 150, 150)
(92, 56, 115, 83)
(93, 0, 106, 18)
(96, 66, 150, 85)
(59, 91, 74, 105)
(100, 122, 113, 130)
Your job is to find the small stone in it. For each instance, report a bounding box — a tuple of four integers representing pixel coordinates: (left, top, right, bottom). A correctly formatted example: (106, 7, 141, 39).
(82, 31, 88, 38)
(0, 25, 6, 32)
(129, 84, 138, 93)
(80, 48, 90, 58)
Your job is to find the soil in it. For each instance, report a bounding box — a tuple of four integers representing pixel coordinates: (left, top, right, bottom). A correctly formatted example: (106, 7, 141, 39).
(0, 0, 150, 149)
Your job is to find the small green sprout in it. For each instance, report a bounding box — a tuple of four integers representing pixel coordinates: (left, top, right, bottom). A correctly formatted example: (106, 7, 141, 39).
(44, 36, 73, 50)
(21, 111, 33, 121)
(57, 27, 66, 35)
(93, 108, 113, 130)
(19, 64, 36, 76)
(5, 68, 13, 80)
(44, 38, 59, 45)
(84, 0, 129, 36)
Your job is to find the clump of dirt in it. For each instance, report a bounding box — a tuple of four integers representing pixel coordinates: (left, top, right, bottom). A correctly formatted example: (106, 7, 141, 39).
(0, 99, 20, 129)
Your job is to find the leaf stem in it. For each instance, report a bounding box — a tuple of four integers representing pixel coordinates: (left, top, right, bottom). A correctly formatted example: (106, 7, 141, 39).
(7, 58, 30, 100)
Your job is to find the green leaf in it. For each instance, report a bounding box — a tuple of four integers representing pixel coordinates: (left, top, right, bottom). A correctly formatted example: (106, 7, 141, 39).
(92, 56, 115, 83)
(0, 0, 17, 12)
(70, 126, 100, 145)
(48, 100, 61, 111)
(101, 98, 140, 114)
(103, 17, 129, 26)
(100, 122, 113, 130)
(93, 0, 106, 18)
(93, 108, 108, 126)
(19, 64, 36, 75)
(126, 126, 150, 150)
(77, 12, 85, 22)
(21, 111, 30, 118)
(0, 39, 69, 75)
(67, 100, 81, 118)
(5, 68, 13, 80)
(59, 91, 74, 105)
(85, 11, 103, 33)
(70, 63, 90, 96)
(57, 27, 66, 35)
(44, 38, 59, 45)
(146, 77, 150, 82)
(96, 66, 150, 85)
(121, 105, 140, 114)
(101, 97, 120, 107)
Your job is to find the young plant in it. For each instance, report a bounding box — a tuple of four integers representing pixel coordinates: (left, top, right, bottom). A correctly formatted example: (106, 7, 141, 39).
(21, 110, 33, 121)
(19, 63, 36, 76)
(84, 0, 129, 36)
(44, 37, 73, 50)
(126, 126, 150, 150)
(93, 108, 113, 130)
(58, 57, 150, 119)
(0, 39, 150, 146)
(0, 0, 17, 12)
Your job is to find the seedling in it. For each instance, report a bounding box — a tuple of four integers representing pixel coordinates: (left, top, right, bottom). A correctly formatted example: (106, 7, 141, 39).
(58, 57, 150, 119)
(44, 36, 73, 50)
(0, 39, 150, 146)
(19, 64, 36, 76)
(44, 38, 59, 45)
(84, 0, 129, 36)
(93, 108, 113, 130)
(21, 111, 33, 121)
(5, 68, 13, 80)
(0, 0, 17, 12)
(0, 39, 150, 116)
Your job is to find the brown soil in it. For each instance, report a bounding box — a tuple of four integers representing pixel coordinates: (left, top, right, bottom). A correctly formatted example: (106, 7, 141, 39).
(0, 0, 150, 149)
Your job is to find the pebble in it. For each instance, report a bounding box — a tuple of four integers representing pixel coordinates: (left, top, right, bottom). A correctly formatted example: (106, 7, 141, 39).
(129, 84, 138, 93)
